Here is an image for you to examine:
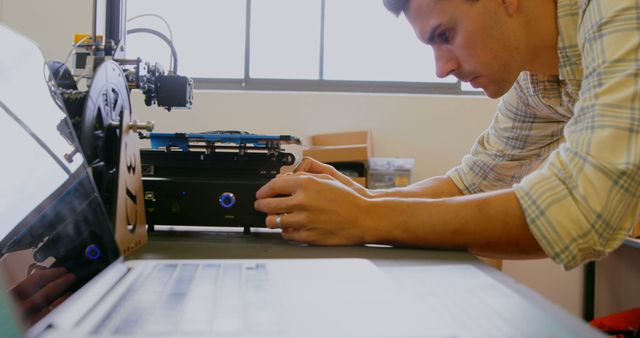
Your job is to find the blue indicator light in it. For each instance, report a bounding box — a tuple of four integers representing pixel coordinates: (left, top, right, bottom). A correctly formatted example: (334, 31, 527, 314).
(219, 192, 236, 208)
(180, 191, 188, 197)
(85, 244, 101, 260)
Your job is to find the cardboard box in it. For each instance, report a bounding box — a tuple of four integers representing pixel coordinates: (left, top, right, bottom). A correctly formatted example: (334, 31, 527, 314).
(303, 131, 372, 163)
(352, 177, 366, 187)
(310, 130, 372, 147)
(303, 131, 372, 186)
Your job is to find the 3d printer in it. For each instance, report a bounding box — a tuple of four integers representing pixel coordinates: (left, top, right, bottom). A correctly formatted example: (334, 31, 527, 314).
(140, 131, 300, 232)
(50, 0, 299, 237)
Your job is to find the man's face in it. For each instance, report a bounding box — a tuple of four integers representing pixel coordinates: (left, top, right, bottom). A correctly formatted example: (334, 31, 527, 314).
(405, 0, 524, 98)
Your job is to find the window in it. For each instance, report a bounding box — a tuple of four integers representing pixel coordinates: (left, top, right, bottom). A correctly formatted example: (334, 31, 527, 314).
(323, 0, 446, 83)
(250, 0, 321, 79)
(127, 0, 246, 78)
(126, 0, 480, 95)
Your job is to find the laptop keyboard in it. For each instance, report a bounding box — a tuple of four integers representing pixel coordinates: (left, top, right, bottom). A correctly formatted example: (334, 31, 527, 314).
(93, 262, 282, 336)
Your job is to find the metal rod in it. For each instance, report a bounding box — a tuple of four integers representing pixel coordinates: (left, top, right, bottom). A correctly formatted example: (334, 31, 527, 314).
(92, 0, 97, 46)
(319, 0, 326, 80)
(583, 261, 596, 321)
(244, 0, 251, 84)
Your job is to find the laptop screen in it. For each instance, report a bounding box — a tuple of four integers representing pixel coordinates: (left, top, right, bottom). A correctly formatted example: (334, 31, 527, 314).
(0, 25, 121, 328)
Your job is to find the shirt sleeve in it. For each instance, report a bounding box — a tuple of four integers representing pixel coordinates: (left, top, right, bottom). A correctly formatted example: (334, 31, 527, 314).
(513, 0, 640, 270)
(447, 73, 567, 195)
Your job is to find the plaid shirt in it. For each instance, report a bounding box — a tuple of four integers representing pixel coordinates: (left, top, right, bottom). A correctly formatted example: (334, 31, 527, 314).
(447, 0, 640, 270)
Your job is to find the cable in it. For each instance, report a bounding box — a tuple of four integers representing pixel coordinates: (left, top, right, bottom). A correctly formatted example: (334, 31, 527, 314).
(127, 14, 174, 69)
(127, 14, 174, 40)
(126, 28, 178, 74)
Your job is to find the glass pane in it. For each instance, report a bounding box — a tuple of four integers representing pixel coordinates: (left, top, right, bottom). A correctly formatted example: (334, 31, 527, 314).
(127, 0, 245, 78)
(324, 0, 455, 83)
(250, 0, 321, 79)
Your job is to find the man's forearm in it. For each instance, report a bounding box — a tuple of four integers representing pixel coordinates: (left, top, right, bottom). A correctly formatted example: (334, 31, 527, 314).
(362, 188, 547, 259)
(367, 175, 464, 199)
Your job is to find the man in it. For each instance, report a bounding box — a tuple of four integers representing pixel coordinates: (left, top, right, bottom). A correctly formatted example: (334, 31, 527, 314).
(254, 0, 640, 270)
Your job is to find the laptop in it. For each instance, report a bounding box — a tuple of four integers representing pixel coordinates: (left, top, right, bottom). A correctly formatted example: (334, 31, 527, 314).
(0, 25, 452, 338)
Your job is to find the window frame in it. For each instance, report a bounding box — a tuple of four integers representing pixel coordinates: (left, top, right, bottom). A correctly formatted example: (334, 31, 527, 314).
(190, 0, 481, 96)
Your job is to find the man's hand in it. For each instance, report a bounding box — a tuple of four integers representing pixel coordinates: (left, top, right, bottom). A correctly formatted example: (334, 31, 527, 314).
(255, 172, 371, 245)
(294, 157, 371, 197)
(255, 172, 545, 259)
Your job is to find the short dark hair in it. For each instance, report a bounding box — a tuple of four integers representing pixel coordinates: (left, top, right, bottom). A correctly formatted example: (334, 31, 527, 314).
(383, 0, 479, 17)
(383, 0, 409, 17)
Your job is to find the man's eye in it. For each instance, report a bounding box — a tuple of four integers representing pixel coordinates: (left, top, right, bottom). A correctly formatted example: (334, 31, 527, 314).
(437, 31, 450, 44)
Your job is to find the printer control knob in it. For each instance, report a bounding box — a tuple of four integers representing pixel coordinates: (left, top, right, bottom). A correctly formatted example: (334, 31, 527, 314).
(219, 192, 236, 208)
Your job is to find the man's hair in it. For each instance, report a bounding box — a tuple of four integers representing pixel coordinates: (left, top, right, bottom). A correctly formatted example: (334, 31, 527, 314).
(383, 0, 409, 17)
(383, 0, 480, 17)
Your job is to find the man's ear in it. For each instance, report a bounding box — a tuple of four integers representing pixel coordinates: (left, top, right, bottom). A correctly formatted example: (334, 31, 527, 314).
(500, 0, 519, 16)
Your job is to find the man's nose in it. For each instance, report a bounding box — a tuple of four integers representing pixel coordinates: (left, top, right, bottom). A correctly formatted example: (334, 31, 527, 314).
(434, 49, 459, 79)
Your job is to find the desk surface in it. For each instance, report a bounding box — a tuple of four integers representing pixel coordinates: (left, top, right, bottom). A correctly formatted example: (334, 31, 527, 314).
(129, 228, 604, 337)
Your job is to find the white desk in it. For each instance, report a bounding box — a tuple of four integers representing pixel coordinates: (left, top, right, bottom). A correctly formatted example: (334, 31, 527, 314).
(129, 228, 604, 337)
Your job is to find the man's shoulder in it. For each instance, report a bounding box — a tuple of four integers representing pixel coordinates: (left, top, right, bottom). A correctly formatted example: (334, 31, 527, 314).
(557, 0, 589, 20)
(499, 72, 574, 120)
(509, 72, 561, 100)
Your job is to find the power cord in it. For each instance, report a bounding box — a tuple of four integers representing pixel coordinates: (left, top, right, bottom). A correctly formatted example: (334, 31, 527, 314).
(127, 13, 175, 70)
(126, 28, 179, 74)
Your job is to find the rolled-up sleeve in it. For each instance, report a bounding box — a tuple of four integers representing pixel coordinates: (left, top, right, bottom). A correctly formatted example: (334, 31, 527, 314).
(513, 1, 640, 269)
(447, 74, 568, 195)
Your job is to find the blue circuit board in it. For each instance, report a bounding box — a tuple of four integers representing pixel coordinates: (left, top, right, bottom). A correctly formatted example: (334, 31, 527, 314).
(148, 132, 298, 151)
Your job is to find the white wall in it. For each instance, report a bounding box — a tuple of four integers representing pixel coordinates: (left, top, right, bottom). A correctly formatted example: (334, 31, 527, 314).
(0, 0, 92, 62)
(0, 0, 586, 317)
(131, 90, 498, 181)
